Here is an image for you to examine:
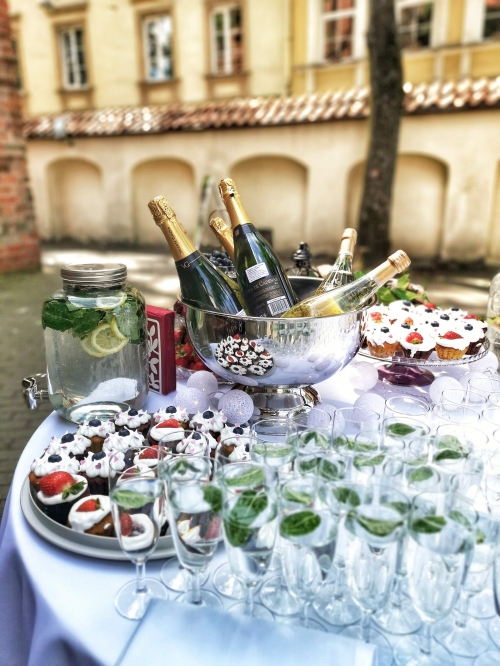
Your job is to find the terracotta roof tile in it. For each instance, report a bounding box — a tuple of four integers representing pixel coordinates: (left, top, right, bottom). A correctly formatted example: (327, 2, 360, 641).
(23, 77, 500, 139)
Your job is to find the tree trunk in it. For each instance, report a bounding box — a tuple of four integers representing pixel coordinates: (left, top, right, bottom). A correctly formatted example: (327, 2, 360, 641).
(357, 0, 403, 266)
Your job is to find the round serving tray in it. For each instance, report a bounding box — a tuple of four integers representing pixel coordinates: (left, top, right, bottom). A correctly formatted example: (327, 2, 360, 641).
(20, 478, 175, 561)
(358, 339, 490, 386)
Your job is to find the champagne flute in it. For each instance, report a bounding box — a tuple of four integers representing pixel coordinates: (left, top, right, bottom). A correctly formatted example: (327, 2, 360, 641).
(220, 462, 278, 620)
(279, 477, 339, 630)
(394, 491, 478, 666)
(167, 457, 223, 608)
(474, 548, 500, 664)
(383, 416, 430, 460)
(340, 485, 410, 666)
(110, 470, 167, 619)
(440, 388, 487, 414)
(333, 407, 380, 443)
(384, 395, 431, 419)
(432, 403, 480, 427)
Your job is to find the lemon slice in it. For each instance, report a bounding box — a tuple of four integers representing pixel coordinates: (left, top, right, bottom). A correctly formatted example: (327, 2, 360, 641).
(111, 316, 128, 341)
(95, 293, 127, 310)
(90, 323, 129, 355)
(80, 334, 107, 358)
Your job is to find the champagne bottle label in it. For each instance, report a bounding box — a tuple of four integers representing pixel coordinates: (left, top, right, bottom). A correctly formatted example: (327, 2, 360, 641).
(245, 262, 270, 283)
(245, 276, 290, 316)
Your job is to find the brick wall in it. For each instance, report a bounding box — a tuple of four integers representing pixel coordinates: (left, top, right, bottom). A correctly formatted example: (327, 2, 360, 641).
(0, 0, 39, 272)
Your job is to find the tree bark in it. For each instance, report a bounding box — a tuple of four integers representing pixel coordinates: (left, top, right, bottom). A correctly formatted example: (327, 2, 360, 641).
(357, 0, 403, 265)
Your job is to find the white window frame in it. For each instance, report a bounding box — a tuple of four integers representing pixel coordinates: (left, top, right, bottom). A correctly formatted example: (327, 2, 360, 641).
(142, 14, 173, 82)
(320, 1, 359, 63)
(483, 0, 500, 40)
(396, 0, 437, 50)
(210, 4, 243, 75)
(59, 27, 87, 90)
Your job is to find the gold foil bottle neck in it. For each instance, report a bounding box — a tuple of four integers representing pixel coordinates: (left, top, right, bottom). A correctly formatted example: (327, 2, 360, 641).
(339, 228, 357, 255)
(209, 217, 235, 260)
(388, 250, 411, 273)
(209, 217, 230, 234)
(148, 196, 176, 226)
(219, 178, 238, 200)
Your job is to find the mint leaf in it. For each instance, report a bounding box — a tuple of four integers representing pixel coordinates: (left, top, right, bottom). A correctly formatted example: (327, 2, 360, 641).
(434, 449, 463, 462)
(386, 423, 416, 437)
(354, 453, 385, 468)
(397, 274, 410, 290)
(114, 302, 139, 340)
(230, 490, 268, 526)
(298, 458, 319, 474)
(42, 299, 74, 332)
(169, 459, 198, 476)
(437, 435, 464, 451)
(224, 520, 251, 548)
(449, 510, 472, 529)
(225, 467, 265, 488)
(282, 487, 313, 505)
(71, 309, 103, 337)
(112, 489, 151, 509)
(332, 486, 360, 507)
(376, 287, 398, 305)
(411, 515, 446, 534)
(385, 501, 409, 516)
(62, 481, 85, 500)
(202, 485, 222, 513)
(280, 511, 321, 538)
(477, 530, 486, 545)
(409, 466, 434, 483)
(319, 459, 342, 480)
(356, 514, 403, 537)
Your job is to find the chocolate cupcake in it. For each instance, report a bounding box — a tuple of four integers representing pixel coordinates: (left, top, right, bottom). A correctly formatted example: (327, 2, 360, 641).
(103, 428, 145, 453)
(148, 420, 185, 446)
(219, 425, 252, 459)
(36, 472, 89, 525)
(79, 451, 112, 495)
(189, 409, 227, 445)
(77, 419, 115, 453)
(29, 450, 80, 492)
(114, 409, 151, 437)
(68, 495, 114, 536)
(152, 406, 189, 428)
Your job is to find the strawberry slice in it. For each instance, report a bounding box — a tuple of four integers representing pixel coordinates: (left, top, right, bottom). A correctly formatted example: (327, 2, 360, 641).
(406, 332, 423, 344)
(425, 303, 437, 309)
(139, 447, 158, 460)
(120, 513, 133, 537)
(39, 471, 75, 497)
(157, 419, 180, 429)
(77, 498, 101, 512)
(442, 331, 463, 340)
(464, 314, 478, 320)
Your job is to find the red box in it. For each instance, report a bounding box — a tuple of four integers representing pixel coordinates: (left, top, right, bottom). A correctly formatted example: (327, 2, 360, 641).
(146, 306, 176, 395)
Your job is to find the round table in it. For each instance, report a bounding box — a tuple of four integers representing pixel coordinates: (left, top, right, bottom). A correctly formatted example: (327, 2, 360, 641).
(0, 361, 493, 666)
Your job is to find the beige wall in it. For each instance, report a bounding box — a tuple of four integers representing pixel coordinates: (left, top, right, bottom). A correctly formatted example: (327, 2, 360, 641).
(25, 109, 500, 262)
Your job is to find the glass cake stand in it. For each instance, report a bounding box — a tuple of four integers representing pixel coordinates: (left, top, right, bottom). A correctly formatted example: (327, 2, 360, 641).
(358, 339, 490, 387)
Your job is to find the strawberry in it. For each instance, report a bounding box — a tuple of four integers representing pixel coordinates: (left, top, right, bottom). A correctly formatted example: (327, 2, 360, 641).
(139, 447, 158, 460)
(39, 471, 75, 497)
(77, 498, 101, 512)
(442, 331, 463, 340)
(190, 361, 206, 371)
(204, 516, 221, 540)
(403, 317, 414, 326)
(370, 311, 383, 322)
(464, 314, 478, 320)
(157, 418, 180, 429)
(175, 356, 189, 368)
(425, 303, 437, 309)
(120, 513, 133, 537)
(406, 332, 423, 344)
(173, 329, 184, 344)
(181, 343, 195, 358)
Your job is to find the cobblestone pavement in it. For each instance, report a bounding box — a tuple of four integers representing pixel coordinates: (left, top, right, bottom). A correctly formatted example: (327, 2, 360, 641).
(0, 244, 497, 518)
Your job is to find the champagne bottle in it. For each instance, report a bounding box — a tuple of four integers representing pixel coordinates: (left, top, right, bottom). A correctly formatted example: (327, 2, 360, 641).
(283, 250, 411, 318)
(219, 178, 298, 318)
(209, 217, 235, 261)
(315, 228, 357, 295)
(148, 196, 245, 315)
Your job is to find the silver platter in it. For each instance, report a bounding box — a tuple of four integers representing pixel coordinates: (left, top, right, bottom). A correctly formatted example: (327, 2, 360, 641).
(20, 478, 175, 561)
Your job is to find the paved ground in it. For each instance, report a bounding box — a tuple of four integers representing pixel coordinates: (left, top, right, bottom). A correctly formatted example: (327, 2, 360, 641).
(0, 243, 497, 518)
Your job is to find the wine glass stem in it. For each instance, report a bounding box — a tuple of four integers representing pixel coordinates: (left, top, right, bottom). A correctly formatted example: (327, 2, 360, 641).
(361, 611, 371, 643)
(391, 573, 404, 609)
(302, 600, 311, 628)
(455, 591, 470, 629)
(244, 585, 255, 616)
(191, 571, 202, 605)
(332, 560, 345, 601)
(136, 561, 146, 594)
(420, 622, 433, 655)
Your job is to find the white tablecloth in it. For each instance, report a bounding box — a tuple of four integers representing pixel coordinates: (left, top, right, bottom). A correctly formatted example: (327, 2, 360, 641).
(0, 361, 495, 665)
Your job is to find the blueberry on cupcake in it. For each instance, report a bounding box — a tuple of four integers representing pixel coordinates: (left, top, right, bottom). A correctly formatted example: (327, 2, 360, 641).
(78, 419, 115, 453)
(79, 450, 113, 495)
(29, 450, 80, 492)
(48, 432, 91, 461)
(114, 409, 151, 437)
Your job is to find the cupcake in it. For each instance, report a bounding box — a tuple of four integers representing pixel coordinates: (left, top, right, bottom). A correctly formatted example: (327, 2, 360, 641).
(190, 409, 227, 441)
(36, 471, 89, 525)
(399, 331, 435, 360)
(29, 450, 80, 492)
(120, 464, 156, 480)
(462, 317, 486, 355)
(152, 406, 189, 428)
(68, 495, 114, 536)
(435, 331, 469, 360)
(162, 431, 207, 456)
(47, 432, 91, 461)
(134, 446, 159, 469)
(103, 428, 145, 453)
(219, 425, 252, 458)
(148, 420, 185, 446)
(366, 326, 401, 358)
(119, 514, 156, 553)
(78, 419, 115, 453)
(114, 409, 151, 436)
(79, 450, 113, 495)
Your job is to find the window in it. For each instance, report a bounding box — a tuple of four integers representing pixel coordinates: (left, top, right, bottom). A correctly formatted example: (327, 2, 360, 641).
(59, 27, 87, 89)
(143, 15, 173, 81)
(322, 0, 356, 62)
(211, 5, 243, 75)
(484, 0, 500, 39)
(398, 2, 433, 50)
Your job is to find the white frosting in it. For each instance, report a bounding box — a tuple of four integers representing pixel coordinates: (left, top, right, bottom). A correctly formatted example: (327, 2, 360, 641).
(68, 495, 112, 532)
(436, 333, 469, 350)
(175, 432, 207, 455)
(399, 333, 435, 355)
(228, 445, 251, 461)
(114, 409, 150, 429)
(388, 301, 414, 313)
(445, 308, 467, 320)
(47, 433, 90, 457)
(79, 451, 112, 479)
(149, 424, 185, 443)
(368, 327, 397, 346)
(109, 451, 126, 475)
(30, 450, 80, 478)
(37, 474, 88, 505)
(121, 513, 155, 551)
(103, 429, 145, 452)
(133, 450, 158, 468)
(459, 320, 485, 343)
(78, 420, 115, 440)
(189, 410, 227, 433)
(153, 406, 189, 424)
(220, 425, 252, 449)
